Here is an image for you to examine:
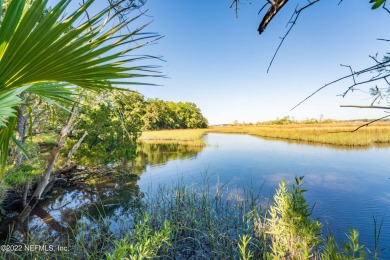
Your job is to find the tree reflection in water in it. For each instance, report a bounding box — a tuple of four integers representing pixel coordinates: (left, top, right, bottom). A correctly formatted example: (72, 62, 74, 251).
(26, 142, 204, 241)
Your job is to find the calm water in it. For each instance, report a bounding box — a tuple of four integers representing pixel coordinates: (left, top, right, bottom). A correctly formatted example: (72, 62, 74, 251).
(29, 133, 390, 257)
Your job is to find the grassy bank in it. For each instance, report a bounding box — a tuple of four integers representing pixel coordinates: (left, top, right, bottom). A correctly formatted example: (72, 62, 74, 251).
(209, 122, 390, 146)
(139, 122, 390, 147)
(139, 129, 207, 146)
(2, 177, 374, 259)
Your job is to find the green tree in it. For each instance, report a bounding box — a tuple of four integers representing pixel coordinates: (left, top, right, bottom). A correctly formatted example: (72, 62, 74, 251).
(142, 99, 208, 130)
(67, 90, 146, 166)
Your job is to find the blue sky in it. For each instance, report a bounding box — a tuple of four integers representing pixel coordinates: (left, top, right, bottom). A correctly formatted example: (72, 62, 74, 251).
(55, 0, 390, 125)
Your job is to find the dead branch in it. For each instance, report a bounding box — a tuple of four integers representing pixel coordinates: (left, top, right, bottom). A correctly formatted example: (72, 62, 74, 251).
(258, 0, 290, 34)
(339, 74, 389, 98)
(64, 131, 88, 168)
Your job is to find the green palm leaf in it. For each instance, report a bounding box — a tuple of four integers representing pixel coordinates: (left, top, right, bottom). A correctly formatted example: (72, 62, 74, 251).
(0, 0, 160, 172)
(28, 83, 78, 105)
(0, 87, 28, 126)
(0, 117, 17, 174)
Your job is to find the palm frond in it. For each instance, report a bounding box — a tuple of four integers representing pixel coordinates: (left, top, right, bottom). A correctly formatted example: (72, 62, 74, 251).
(0, 0, 159, 93)
(0, 117, 16, 175)
(0, 87, 28, 126)
(28, 82, 78, 105)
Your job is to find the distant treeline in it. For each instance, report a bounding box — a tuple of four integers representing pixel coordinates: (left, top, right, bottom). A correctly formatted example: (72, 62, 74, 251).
(231, 116, 338, 126)
(231, 116, 390, 126)
(258, 116, 337, 125)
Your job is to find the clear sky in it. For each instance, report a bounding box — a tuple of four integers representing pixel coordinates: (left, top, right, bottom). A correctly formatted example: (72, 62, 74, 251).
(53, 0, 390, 125)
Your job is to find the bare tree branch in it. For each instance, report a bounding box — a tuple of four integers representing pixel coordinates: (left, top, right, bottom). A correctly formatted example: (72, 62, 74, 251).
(64, 130, 88, 168)
(328, 114, 390, 133)
(377, 38, 390, 42)
(291, 59, 390, 110)
(258, 2, 270, 15)
(230, 0, 239, 18)
(339, 74, 389, 98)
(340, 105, 390, 109)
(340, 64, 356, 85)
(383, 0, 390, 14)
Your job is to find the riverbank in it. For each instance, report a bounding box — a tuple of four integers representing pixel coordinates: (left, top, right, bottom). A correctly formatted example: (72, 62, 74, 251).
(139, 122, 390, 147)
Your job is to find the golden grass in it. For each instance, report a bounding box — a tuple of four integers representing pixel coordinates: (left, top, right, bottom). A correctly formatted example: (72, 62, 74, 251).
(139, 129, 207, 146)
(209, 122, 390, 146)
(139, 122, 390, 147)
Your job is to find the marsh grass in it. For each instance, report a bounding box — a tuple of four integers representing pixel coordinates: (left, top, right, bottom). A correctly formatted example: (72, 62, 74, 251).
(137, 178, 264, 259)
(209, 122, 390, 146)
(138, 122, 390, 148)
(139, 129, 206, 147)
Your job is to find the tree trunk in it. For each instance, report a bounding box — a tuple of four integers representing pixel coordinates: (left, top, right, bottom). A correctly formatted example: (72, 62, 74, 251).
(22, 183, 30, 208)
(64, 130, 88, 168)
(32, 104, 78, 200)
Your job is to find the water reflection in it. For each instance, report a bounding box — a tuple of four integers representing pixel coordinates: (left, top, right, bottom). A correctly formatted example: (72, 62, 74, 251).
(26, 142, 205, 240)
(130, 142, 204, 174)
(28, 174, 142, 241)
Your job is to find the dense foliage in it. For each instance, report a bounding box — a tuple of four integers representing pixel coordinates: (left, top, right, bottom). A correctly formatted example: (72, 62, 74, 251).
(67, 90, 145, 165)
(143, 98, 208, 130)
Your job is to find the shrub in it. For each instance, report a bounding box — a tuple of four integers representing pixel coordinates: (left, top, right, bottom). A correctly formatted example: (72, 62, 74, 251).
(264, 176, 322, 259)
(321, 229, 365, 260)
(106, 214, 171, 260)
